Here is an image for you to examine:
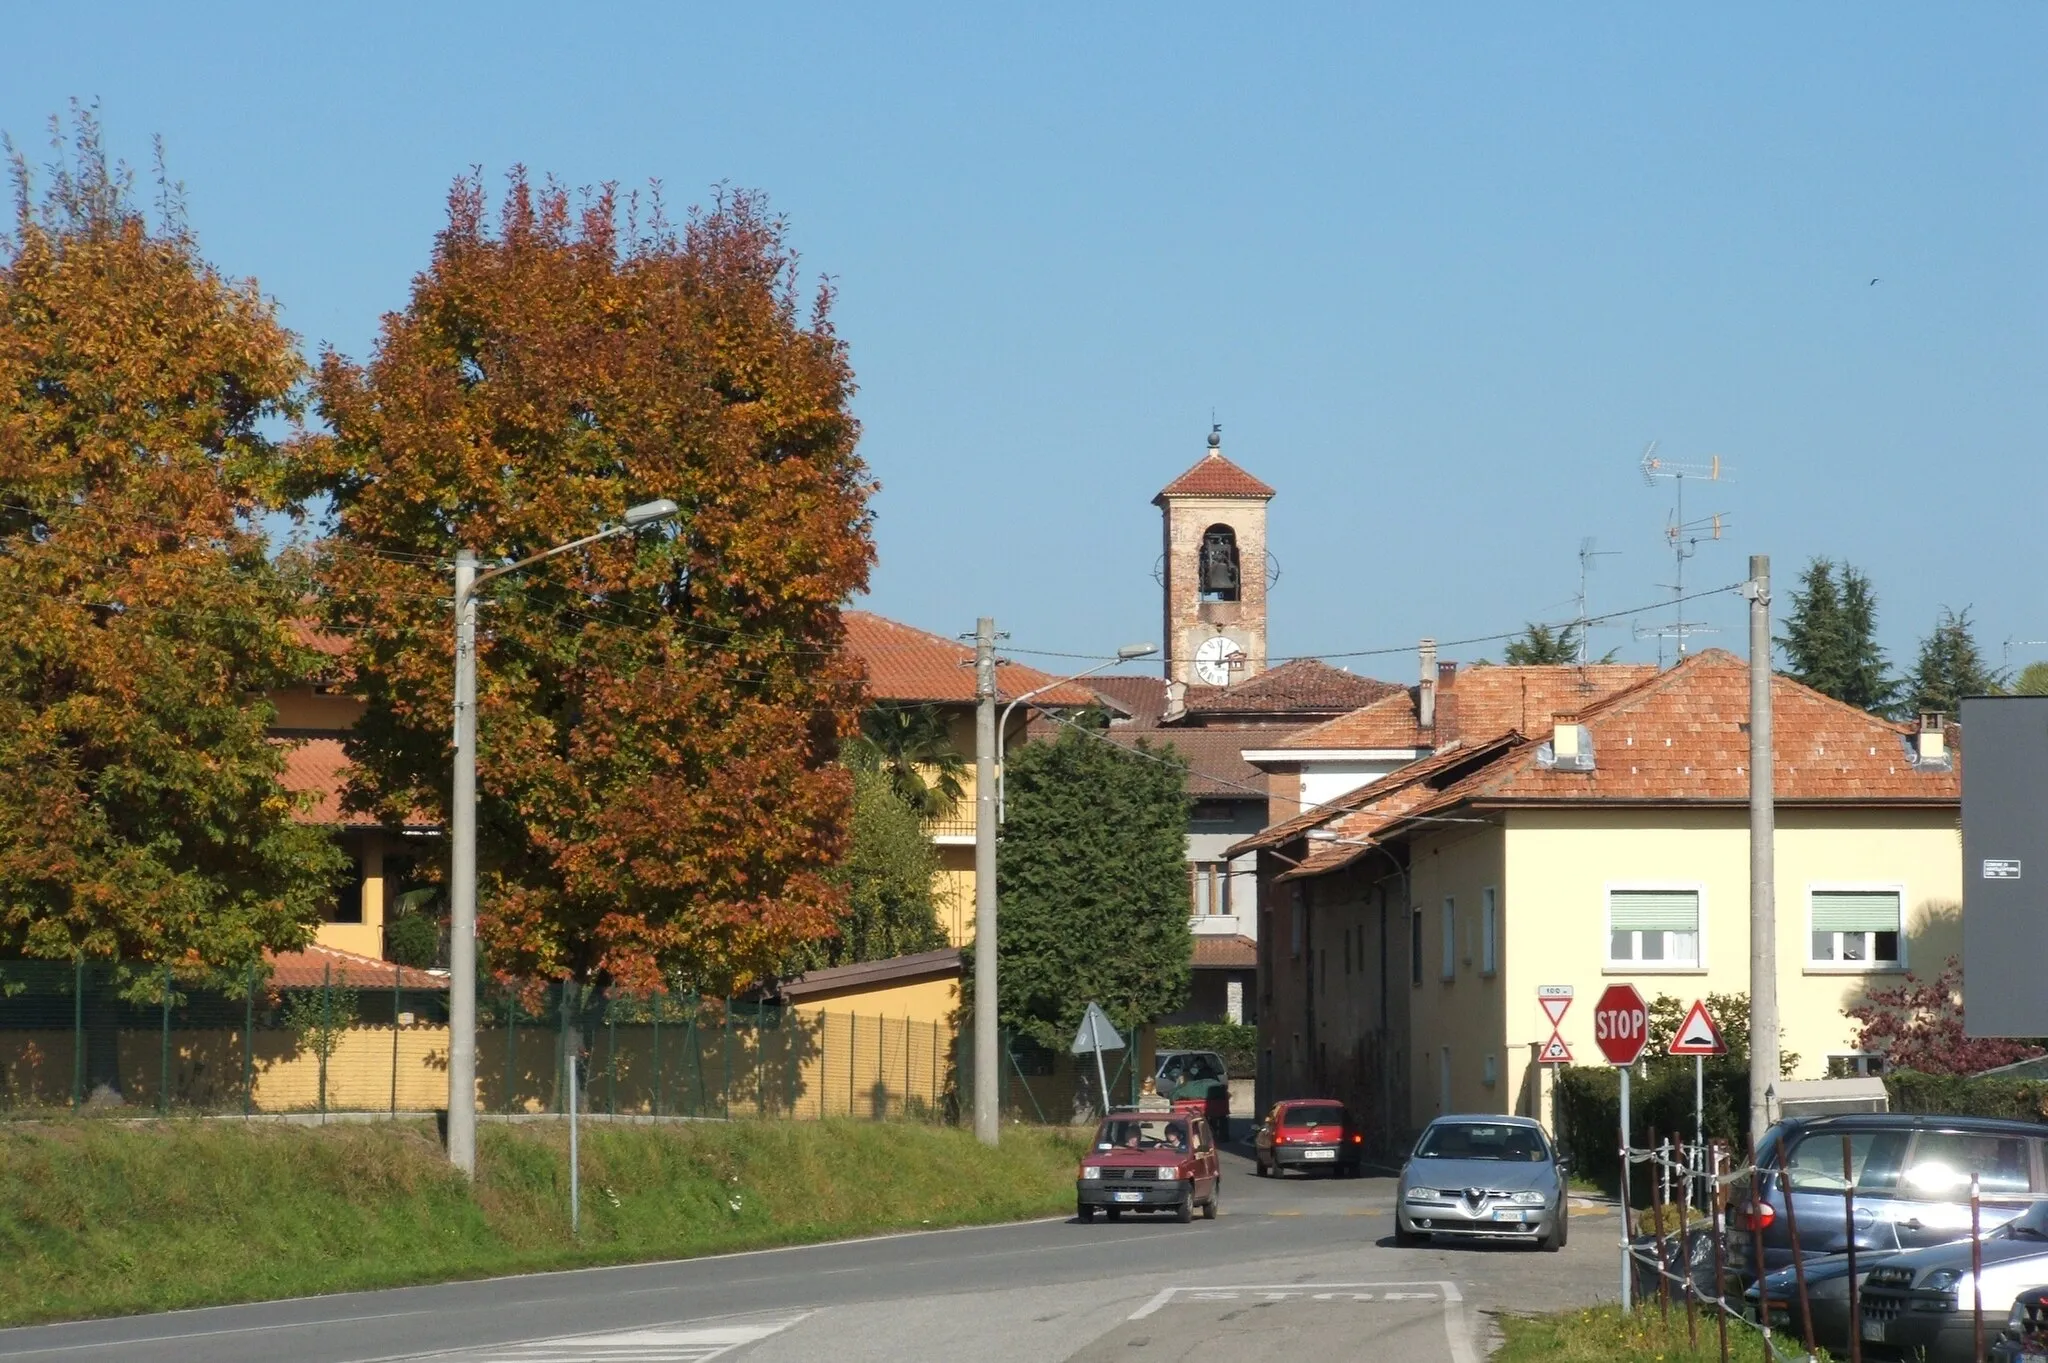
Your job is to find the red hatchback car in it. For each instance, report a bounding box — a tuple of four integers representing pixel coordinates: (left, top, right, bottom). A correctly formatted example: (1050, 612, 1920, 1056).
(1253, 1099, 1365, 1178)
(1075, 1112, 1222, 1223)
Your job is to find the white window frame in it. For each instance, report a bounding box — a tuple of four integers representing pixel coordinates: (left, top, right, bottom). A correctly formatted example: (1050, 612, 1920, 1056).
(1826, 1051, 1890, 1078)
(1440, 897, 1457, 981)
(1603, 882, 1707, 973)
(1806, 882, 1907, 973)
(1480, 886, 1498, 977)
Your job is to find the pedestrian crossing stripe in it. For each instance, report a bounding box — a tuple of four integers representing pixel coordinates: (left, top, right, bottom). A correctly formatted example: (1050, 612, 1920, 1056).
(413, 1312, 811, 1362)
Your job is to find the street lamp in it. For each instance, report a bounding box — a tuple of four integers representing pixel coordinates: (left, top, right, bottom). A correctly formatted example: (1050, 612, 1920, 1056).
(994, 642, 1156, 823)
(446, 497, 679, 1177)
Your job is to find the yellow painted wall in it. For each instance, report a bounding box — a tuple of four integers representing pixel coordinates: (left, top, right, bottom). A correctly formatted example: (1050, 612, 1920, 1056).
(790, 974, 960, 1026)
(315, 832, 389, 959)
(1403, 825, 1510, 1129)
(1488, 806, 1961, 1134)
(269, 688, 365, 730)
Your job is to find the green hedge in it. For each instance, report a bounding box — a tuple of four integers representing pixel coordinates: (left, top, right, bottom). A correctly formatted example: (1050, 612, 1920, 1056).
(1885, 1071, 2048, 1122)
(1154, 1023, 1256, 1078)
(1553, 1061, 1751, 1195)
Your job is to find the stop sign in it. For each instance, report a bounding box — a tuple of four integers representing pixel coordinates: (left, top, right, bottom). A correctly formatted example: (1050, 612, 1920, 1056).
(1593, 983, 1650, 1065)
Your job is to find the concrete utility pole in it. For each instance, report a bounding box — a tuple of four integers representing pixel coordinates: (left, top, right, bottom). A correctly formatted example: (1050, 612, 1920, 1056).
(448, 549, 480, 1177)
(1745, 554, 1779, 1144)
(973, 618, 1000, 1146)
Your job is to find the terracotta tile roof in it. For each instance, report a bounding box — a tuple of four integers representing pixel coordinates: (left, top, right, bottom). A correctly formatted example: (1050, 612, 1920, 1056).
(1091, 675, 1169, 728)
(289, 619, 352, 659)
(1191, 935, 1257, 969)
(1344, 652, 1961, 855)
(1154, 451, 1276, 501)
(1183, 659, 1401, 718)
(1273, 662, 1656, 751)
(279, 738, 379, 828)
(266, 942, 444, 990)
(842, 611, 1100, 706)
(1227, 734, 1525, 861)
(1104, 727, 1270, 799)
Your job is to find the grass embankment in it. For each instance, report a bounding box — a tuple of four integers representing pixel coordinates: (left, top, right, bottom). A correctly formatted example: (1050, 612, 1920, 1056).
(0, 1118, 1085, 1326)
(1497, 1305, 1835, 1362)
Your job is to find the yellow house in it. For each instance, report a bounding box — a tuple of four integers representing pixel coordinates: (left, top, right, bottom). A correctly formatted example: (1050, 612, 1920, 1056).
(1236, 650, 1960, 1150)
(841, 611, 1100, 947)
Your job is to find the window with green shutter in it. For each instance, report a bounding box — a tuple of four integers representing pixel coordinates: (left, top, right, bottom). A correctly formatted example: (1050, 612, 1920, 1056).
(1810, 889, 1903, 968)
(1607, 889, 1701, 967)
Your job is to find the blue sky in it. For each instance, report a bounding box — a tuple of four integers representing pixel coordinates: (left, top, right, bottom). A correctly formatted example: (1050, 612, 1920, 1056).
(9, 4, 2043, 682)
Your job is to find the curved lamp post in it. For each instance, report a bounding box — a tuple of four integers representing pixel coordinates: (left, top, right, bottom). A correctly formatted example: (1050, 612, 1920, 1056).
(994, 642, 1157, 823)
(446, 498, 679, 1176)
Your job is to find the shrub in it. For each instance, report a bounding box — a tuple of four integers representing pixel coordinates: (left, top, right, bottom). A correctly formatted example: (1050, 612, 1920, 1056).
(1155, 1023, 1256, 1078)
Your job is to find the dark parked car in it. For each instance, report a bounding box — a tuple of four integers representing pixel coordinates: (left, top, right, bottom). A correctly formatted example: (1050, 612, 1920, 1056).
(1396, 1115, 1567, 1252)
(1075, 1112, 1222, 1224)
(1253, 1100, 1365, 1178)
(1851, 1199, 2048, 1362)
(1153, 1049, 1231, 1130)
(1730, 1113, 2048, 1281)
(1991, 1284, 2048, 1362)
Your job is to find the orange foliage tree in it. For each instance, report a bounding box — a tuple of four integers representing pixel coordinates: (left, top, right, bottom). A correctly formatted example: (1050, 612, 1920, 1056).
(305, 174, 873, 997)
(0, 112, 343, 976)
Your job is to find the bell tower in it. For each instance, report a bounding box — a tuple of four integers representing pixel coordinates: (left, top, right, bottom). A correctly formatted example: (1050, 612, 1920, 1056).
(1155, 426, 1275, 691)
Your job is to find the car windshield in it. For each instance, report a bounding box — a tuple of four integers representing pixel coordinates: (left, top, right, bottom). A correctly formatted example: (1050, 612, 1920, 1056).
(2001, 1201, 2048, 1240)
(1096, 1118, 1191, 1152)
(1284, 1104, 1346, 1128)
(1416, 1122, 1548, 1162)
(1161, 1054, 1226, 1084)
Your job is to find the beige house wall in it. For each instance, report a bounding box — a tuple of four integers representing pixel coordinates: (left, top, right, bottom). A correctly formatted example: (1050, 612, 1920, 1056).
(1487, 805, 1962, 1134)
(1404, 825, 1510, 1130)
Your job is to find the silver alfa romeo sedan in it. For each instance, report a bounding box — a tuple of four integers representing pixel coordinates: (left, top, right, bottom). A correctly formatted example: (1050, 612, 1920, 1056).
(1396, 1114, 1568, 1252)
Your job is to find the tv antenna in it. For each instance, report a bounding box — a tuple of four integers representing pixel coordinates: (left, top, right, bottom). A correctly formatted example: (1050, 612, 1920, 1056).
(1573, 537, 1622, 664)
(1636, 441, 1731, 663)
(2003, 637, 2048, 665)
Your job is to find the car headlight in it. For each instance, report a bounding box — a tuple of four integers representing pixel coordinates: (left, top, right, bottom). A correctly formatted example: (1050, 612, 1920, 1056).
(1510, 1189, 1548, 1206)
(1405, 1187, 1439, 1203)
(1157, 1166, 1181, 1181)
(1081, 1167, 1101, 1180)
(1921, 1269, 1966, 1292)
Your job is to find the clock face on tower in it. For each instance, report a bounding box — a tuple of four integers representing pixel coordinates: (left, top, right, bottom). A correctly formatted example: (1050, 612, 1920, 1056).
(1194, 635, 1245, 687)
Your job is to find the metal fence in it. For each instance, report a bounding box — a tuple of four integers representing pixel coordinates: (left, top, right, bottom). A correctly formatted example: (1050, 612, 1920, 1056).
(0, 960, 994, 1122)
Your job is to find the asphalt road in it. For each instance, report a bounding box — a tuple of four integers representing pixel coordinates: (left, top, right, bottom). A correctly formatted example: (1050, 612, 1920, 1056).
(0, 1143, 1620, 1362)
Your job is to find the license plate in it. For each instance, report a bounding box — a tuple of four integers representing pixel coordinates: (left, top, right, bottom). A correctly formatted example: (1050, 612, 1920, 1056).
(1303, 1149, 1336, 1160)
(1860, 1320, 1888, 1344)
(1492, 1209, 1528, 1222)
(1113, 1191, 1145, 1204)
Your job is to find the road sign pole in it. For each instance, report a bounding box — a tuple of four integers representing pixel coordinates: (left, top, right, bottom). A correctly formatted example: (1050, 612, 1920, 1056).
(1694, 1054, 1705, 1204)
(1619, 1063, 1633, 1311)
(1094, 1044, 1109, 1117)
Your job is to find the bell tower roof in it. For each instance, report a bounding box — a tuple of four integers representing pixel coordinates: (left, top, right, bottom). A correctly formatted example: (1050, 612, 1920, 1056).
(1153, 433, 1276, 503)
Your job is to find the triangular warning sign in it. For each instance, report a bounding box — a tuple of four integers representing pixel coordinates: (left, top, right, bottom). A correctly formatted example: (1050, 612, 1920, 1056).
(1540, 996, 1571, 1027)
(1537, 1033, 1573, 1064)
(1668, 999, 1726, 1056)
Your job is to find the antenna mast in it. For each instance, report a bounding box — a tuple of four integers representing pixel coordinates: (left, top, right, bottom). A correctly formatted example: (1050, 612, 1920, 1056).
(1574, 537, 1622, 664)
(1635, 441, 1732, 664)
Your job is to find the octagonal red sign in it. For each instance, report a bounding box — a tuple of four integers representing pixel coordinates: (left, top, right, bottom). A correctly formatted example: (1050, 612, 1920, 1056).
(1593, 983, 1650, 1066)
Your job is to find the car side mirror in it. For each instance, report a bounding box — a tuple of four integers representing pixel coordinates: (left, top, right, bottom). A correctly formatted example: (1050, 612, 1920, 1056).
(1556, 1157, 1570, 1173)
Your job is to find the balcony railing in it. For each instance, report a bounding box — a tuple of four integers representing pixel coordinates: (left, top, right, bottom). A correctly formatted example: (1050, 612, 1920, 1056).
(921, 815, 977, 841)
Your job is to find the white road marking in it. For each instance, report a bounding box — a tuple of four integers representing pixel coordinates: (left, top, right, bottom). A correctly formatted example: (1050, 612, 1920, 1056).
(0, 1311, 443, 1359)
(411, 1313, 811, 1363)
(1128, 1282, 1474, 1362)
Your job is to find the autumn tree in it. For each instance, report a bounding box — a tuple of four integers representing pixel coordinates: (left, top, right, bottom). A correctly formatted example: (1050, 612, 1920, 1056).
(0, 112, 343, 985)
(1846, 956, 2044, 1076)
(306, 174, 873, 997)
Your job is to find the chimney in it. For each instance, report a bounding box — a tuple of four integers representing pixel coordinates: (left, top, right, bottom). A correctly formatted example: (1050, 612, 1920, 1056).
(1916, 713, 1946, 765)
(1418, 638, 1439, 732)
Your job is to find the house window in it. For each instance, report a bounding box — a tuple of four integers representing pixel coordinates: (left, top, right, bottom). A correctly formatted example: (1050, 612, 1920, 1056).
(1190, 862, 1233, 917)
(1410, 907, 1423, 986)
(325, 853, 367, 924)
(1481, 887, 1498, 977)
(1291, 894, 1304, 959)
(1607, 888, 1701, 968)
(1827, 1052, 1889, 1078)
(1809, 888, 1903, 969)
(1440, 898, 1456, 981)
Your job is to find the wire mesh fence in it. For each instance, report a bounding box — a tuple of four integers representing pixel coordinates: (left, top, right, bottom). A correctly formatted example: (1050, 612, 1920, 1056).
(0, 960, 1093, 1124)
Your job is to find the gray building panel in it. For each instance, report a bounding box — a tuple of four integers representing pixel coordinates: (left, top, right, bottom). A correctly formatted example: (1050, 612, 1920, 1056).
(1961, 696, 2048, 1037)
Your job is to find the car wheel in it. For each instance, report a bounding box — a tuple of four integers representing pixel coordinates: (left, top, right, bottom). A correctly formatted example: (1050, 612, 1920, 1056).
(1106, 1208, 1122, 1222)
(1203, 1191, 1218, 1221)
(1176, 1192, 1194, 1224)
(1078, 1204, 1095, 1224)
(1538, 1214, 1564, 1253)
(1395, 1223, 1426, 1248)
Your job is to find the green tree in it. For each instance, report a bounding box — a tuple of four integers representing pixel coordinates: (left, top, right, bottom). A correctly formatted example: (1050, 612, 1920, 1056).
(2012, 661, 2048, 697)
(1903, 607, 2004, 717)
(987, 728, 1191, 1051)
(793, 768, 949, 970)
(1504, 623, 1577, 665)
(1776, 558, 1898, 713)
(843, 703, 967, 819)
(0, 111, 345, 976)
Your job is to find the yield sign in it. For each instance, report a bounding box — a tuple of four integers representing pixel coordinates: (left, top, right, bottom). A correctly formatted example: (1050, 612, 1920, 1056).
(1070, 1001, 1126, 1056)
(1669, 999, 1726, 1057)
(1537, 1034, 1573, 1065)
(1538, 986, 1573, 1028)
